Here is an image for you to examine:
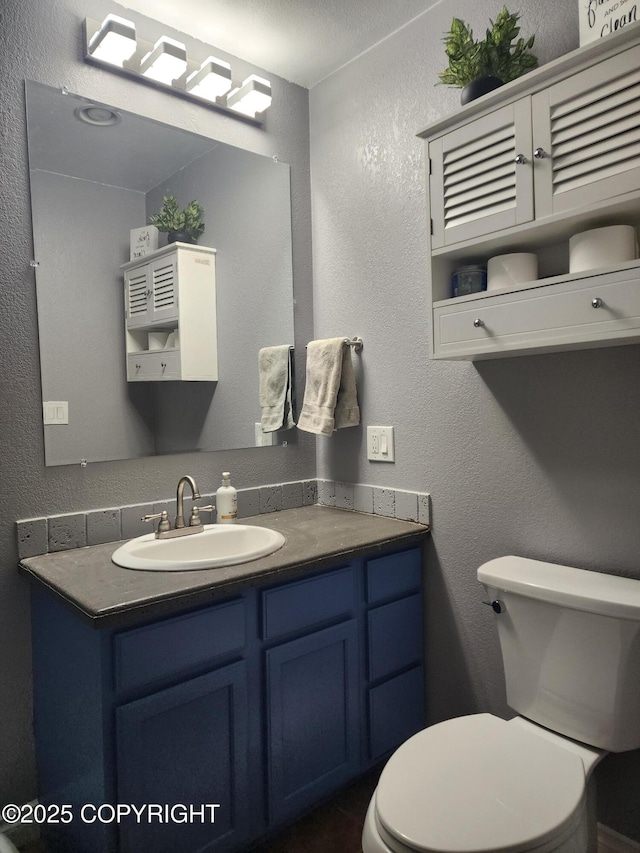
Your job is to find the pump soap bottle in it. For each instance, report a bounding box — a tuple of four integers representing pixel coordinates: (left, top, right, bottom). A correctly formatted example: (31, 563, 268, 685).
(216, 472, 238, 524)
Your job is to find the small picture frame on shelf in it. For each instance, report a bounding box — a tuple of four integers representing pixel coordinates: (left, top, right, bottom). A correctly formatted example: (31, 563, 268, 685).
(129, 226, 159, 261)
(579, 0, 638, 45)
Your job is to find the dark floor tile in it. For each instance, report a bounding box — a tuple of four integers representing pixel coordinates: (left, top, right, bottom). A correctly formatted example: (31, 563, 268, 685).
(335, 767, 381, 821)
(250, 770, 379, 853)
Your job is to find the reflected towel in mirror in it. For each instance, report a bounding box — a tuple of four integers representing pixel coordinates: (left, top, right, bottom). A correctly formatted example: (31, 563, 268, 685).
(297, 338, 360, 436)
(258, 345, 295, 432)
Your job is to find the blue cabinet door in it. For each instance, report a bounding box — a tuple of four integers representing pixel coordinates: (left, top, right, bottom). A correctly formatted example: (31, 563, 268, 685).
(116, 661, 249, 853)
(265, 620, 360, 826)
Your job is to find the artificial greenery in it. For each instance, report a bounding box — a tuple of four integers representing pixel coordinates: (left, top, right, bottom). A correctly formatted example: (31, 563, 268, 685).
(149, 196, 205, 242)
(438, 7, 538, 89)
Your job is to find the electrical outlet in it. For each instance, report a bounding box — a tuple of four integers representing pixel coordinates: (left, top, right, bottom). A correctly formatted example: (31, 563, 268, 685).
(367, 426, 395, 462)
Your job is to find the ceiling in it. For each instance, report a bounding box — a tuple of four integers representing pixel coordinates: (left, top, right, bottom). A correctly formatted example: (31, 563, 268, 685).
(121, 0, 441, 88)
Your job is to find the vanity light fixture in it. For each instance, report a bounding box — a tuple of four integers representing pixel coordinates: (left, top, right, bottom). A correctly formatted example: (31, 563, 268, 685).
(140, 37, 187, 84)
(226, 75, 272, 118)
(87, 14, 137, 67)
(185, 56, 233, 101)
(83, 17, 272, 125)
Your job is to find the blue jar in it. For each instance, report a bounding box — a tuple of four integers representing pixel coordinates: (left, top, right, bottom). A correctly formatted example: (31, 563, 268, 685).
(452, 265, 487, 298)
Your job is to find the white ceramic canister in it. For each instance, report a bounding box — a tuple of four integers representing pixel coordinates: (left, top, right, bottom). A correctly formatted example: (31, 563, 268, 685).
(569, 225, 637, 273)
(487, 253, 538, 291)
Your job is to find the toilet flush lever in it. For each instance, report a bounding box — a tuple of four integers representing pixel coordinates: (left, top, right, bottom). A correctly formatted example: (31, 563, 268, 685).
(482, 599, 503, 614)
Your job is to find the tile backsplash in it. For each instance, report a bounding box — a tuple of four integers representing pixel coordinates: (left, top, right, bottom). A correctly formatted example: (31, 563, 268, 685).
(16, 478, 430, 560)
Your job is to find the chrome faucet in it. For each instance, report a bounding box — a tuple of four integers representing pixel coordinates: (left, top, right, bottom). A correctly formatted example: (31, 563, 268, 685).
(175, 475, 200, 529)
(142, 475, 215, 539)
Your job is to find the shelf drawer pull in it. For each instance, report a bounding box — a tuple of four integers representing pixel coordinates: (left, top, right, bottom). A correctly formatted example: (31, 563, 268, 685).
(473, 318, 484, 328)
(591, 298, 603, 309)
(514, 153, 527, 165)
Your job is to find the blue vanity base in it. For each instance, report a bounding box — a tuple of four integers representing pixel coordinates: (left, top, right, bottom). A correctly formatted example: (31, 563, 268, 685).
(31, 546, 424, 852)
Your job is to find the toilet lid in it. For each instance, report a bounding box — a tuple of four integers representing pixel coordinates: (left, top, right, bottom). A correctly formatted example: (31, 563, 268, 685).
(375, 714, 586, 853)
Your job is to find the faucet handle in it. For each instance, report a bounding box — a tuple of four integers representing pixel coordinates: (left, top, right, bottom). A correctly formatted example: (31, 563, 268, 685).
(189, 504, 215, 527)
(142, 510, 171, 534)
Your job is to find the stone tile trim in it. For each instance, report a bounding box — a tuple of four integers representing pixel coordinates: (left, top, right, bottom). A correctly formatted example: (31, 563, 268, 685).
(16, 480, 317, 560)
(319, 480, 431, 526)
(16, 478, 430, 560)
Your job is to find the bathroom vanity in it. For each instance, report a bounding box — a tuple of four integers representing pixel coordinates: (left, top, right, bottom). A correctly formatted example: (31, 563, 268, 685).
(20, 506, 427, 853)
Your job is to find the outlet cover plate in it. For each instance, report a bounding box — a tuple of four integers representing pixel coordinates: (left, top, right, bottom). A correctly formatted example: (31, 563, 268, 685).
(367, 426, 395, 462)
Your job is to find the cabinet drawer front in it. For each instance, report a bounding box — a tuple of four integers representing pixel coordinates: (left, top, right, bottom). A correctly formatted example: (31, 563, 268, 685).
(114, 599, 246, 693)
(435, 272, 640, 358)
(261, 567, 356, 640)
(366, 547, 422, 604)
(368, 593, 423, 682)
(368, 666, 425, 760)
(127, 350, 180, 381)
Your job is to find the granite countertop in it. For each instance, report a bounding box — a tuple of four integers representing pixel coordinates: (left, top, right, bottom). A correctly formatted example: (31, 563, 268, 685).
(19, 506, 428, 628)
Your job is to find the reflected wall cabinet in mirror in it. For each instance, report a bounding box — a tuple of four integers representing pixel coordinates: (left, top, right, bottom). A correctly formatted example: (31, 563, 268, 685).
(25, 81, 295, 465)
(420, 25, 640, 361)
(124, 244, 218, 382)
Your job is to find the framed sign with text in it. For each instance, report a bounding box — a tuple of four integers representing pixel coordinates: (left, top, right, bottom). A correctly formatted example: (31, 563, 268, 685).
(580, 0, 638, 44)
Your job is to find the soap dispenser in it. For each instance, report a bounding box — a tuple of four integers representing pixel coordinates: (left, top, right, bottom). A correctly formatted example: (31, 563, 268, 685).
(216, 472, 238, 524)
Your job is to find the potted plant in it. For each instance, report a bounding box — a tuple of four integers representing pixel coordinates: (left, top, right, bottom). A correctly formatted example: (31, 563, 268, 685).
(438, 7, 538, 105)
(149, 196, 205, 244)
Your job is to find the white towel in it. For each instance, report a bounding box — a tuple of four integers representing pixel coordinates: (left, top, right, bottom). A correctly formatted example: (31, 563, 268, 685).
(258, 345, 295, 432)
(297, 338, 360, 436)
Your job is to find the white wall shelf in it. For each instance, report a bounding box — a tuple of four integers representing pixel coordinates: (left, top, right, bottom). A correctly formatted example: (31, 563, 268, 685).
(419, 23, 640, 361)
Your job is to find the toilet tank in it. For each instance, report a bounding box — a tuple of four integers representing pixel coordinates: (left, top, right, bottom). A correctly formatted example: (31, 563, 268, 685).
(478, 556, 640, 752)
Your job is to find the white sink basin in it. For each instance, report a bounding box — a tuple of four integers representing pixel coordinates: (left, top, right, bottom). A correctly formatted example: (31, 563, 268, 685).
(112, 524, 286, 572)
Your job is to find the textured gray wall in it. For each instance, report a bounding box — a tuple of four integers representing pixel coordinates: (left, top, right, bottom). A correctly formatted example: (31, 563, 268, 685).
(309, 0, 640, 840)
(0, 0, 313, 805)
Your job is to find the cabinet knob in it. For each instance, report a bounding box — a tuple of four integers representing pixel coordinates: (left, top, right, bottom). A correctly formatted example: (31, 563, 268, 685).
(533, 147, 547, 159)
(161, 361, 167, 369)
(473, 318, 484, 328)
(135, 363, 141, 370)
(592, 297, 603, 309)
(514, 153, 528, 165)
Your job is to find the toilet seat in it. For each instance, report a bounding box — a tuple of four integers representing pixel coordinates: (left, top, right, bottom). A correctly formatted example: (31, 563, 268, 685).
(374, 714, 588, 853)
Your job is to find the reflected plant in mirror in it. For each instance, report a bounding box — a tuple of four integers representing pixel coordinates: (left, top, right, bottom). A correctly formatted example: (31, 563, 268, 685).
(149, 196, 205, 244)
(25, 81, 295, 466)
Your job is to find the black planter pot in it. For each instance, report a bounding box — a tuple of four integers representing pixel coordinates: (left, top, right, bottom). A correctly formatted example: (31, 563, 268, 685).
(167, 231, 197, 245)
(460, 76, 504, 105)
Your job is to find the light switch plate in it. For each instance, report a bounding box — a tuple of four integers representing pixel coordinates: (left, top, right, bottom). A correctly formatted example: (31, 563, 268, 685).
(43, 401, 69, 425)
(367, 426, 395, 462)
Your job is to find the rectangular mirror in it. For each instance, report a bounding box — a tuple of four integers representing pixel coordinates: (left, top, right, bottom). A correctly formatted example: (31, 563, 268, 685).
(25, 80, 295, 466)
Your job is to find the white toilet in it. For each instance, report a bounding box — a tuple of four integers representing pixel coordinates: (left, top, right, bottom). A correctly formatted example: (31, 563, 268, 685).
(0, 834, 19, 853)
(363, 555, 640, 853)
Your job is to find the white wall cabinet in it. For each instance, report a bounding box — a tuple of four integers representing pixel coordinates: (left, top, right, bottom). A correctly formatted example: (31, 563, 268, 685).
(122, 243, 218, 381)
(421, 26, 640, 360)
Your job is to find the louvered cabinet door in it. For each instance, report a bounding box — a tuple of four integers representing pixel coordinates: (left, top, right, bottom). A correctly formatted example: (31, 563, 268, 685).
(124, 266, 150, 329)
(532, 44, 640, 219)
(430, 100, 534, 248)
(149, 253, 179, 324)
